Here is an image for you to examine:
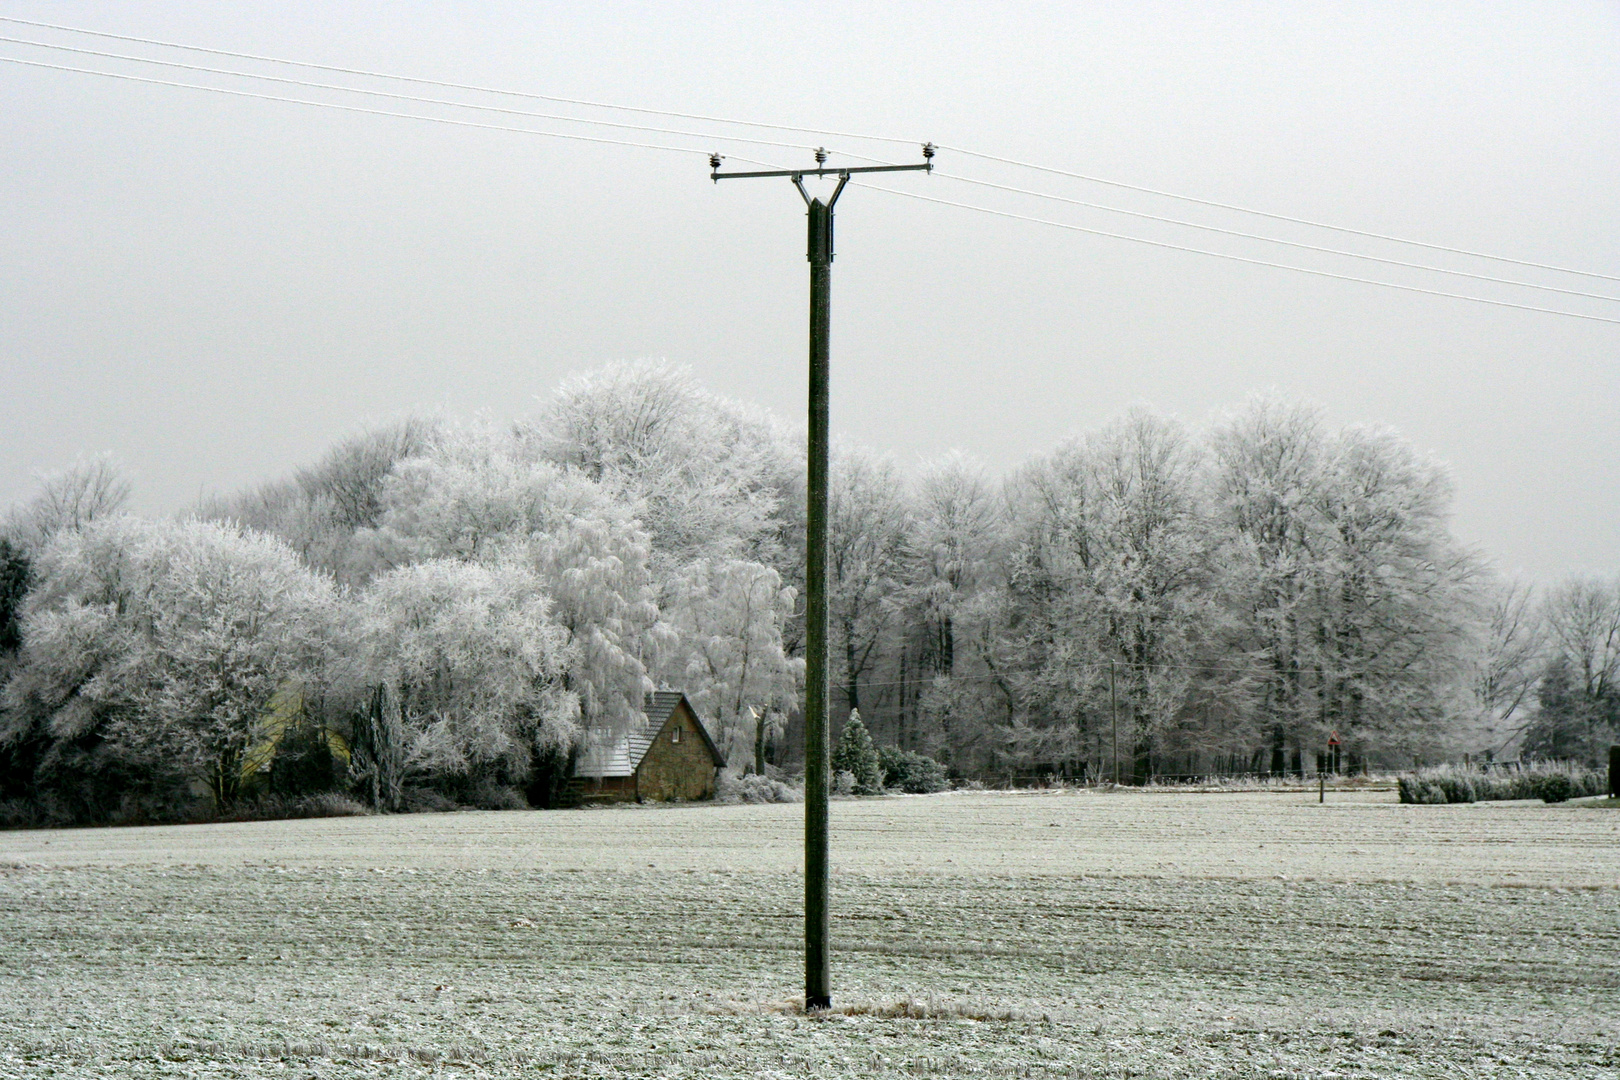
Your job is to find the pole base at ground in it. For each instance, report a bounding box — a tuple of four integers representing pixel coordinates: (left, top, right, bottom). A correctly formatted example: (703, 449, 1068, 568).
(806, 995, 831, 1012)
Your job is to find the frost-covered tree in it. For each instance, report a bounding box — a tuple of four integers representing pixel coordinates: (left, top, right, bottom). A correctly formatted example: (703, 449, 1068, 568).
(201, 418, 438, 587)
(1209, 398, 1327, 771)
(520, 360, 800, 572)
(1006, 410, 1217, 781)
(892, 452, 1009, 767)
(1206, 402, 1482, 771)
(1522, 576, 1620, 765)
(1, 516, 334, 813)
(365, 423, 663, 736)
(4, 455, 131, 554)
(1462, 577, 1544, 758)
(1539, 576, 1620, 706)
(828, 446, 908, 715)
(657, 558, 800, 771)
(905, 452, 1001, 679)
(0, 538, 28, 659)
(1304, 426, 1480, 762)
(346, 559, 578, 801)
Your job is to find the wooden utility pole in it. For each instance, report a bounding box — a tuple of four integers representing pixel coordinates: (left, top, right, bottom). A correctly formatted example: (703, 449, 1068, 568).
(1324, 731, 1339, 804)
(1110, 660, 1119, 785)
(711, 146, 932, 1011)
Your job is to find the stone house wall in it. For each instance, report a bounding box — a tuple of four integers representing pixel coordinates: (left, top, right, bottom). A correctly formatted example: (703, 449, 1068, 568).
(636, 701, 719, 801)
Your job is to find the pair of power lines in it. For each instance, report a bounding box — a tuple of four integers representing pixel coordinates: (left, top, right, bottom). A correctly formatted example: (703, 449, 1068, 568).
(2, 14, 1618, 325)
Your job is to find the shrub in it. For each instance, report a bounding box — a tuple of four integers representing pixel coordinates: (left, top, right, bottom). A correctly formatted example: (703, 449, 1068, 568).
(466, 781, 530, 811)
(833, 770, 856, 797)
(0, 798, 38, 829)
(1436, 774, 1475, 803)
(715, 770, 802, 804)
(877, 746, 951, 794)
(1398, 761, 1604, 804)
(1534, 773, 1574, 804)
(214, 791, 371, 822)
(401, 787, 460, 814)
(301, 791, 371, 817)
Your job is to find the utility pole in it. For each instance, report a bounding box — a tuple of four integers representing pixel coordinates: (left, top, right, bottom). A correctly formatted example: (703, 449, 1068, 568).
(712, 145, 933, 1012)
(1110, 659, 1119, 786)
(1324, 731, 1339, 804)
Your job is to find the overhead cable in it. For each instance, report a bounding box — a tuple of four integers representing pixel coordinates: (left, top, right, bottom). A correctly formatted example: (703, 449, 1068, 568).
(936, 171, 1620, 304)
(941, 145, 1620, 285)
(15, 33, 1610, 303)
(855, 181, 1620, 326)
(0, 14, 919, 147)
(0, 34, 825, 153)
(8, 14, 1614, 287)
(0, 54, 715, 155)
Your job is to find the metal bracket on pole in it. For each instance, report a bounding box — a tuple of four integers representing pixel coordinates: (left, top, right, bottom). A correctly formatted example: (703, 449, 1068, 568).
(709, 145, 932, 1014)
(792, 172, 850, 207)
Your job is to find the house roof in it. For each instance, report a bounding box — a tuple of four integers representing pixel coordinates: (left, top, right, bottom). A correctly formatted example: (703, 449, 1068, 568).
(572, 691, 726, 778)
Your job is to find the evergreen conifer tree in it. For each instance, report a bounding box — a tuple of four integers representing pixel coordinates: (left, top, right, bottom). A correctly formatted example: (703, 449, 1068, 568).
(832, 709, 883, 795)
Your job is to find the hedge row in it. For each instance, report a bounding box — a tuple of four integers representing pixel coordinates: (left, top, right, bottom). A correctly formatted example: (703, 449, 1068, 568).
(1397, 761, 1606, 805)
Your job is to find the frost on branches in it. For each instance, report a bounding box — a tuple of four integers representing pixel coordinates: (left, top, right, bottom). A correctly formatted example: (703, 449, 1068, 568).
(1, 375, 1600, 822)
(2, 516, 332, 812)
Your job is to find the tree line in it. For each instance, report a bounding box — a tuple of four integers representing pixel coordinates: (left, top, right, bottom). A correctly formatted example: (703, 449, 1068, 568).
(0, 363, 1612, 824)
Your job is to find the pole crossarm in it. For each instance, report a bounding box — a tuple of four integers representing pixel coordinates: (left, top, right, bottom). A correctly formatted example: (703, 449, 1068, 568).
(711, 142, 933, 183)
(712, 162, 932, 181)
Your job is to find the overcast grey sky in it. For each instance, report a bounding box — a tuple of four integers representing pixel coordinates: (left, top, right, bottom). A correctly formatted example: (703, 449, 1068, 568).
(1, 1, 1616, 582)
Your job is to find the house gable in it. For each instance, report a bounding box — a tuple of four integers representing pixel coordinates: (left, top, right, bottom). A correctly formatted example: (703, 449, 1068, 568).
(635, 697, 725, 801)
(571, 692, 724, 802)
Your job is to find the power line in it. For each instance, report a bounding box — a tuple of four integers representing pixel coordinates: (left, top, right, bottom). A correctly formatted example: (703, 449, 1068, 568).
(941, 145, 1620, 285)
(7, 26, 1615, 315)
(0, 14, 921, 148)
(856, 181, 1620, 326)
(0, 34, 827, 154)
(10, 67, 1613, 328)
(935, 171, 1620, 305)
(9, 14, 1614, 289)
(18, 31, 1610, 305)
(0, 54, 712, 156)
(14, 37, 1609, 306)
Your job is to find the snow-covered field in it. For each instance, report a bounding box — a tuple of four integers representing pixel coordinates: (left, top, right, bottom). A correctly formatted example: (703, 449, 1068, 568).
(3, 790, 1616, 1078)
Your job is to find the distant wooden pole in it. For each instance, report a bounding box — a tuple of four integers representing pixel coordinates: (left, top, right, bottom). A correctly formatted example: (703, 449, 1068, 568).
(1325, 733, 1340, 803)
(1110, 660, 1119, 785)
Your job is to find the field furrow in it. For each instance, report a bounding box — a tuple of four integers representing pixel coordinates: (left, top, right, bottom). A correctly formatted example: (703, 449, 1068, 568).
(2, 791, 1616, 1077)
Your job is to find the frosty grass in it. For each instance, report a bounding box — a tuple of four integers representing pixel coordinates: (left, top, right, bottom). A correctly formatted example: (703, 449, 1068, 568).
(2, 789, 1616, 1078)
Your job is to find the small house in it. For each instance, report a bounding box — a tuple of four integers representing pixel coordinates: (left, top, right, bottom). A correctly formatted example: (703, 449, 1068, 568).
(570, 691, 726, 803)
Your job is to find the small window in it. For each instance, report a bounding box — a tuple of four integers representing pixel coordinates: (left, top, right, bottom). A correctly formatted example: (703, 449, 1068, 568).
(671, 726, 681, 743)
